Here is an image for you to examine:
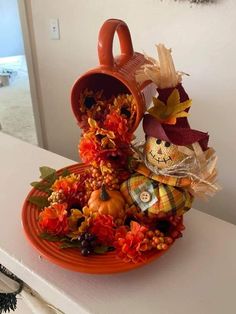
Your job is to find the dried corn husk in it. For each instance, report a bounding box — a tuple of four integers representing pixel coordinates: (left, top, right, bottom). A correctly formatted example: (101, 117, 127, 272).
(136, 44, 187, 89)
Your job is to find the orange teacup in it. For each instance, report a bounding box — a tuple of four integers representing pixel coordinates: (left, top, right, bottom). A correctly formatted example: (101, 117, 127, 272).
(71, 18, 154, 133)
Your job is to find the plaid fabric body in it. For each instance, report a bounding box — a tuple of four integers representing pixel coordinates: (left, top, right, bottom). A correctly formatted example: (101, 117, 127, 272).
(120, 164, 193, 215)
(136, 164, 192, 188)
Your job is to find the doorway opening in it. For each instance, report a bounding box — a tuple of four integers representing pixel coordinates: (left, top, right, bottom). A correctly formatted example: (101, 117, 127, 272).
(0, 0, 38, 145)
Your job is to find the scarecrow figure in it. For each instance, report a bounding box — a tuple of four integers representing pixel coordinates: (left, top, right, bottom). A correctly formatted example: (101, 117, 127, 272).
(121, 44, 218, 219)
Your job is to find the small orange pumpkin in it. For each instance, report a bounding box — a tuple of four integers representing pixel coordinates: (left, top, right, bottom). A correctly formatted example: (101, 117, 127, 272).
(87, 185, 125, 219)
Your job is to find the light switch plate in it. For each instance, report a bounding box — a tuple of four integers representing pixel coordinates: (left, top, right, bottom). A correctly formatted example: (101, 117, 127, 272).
(49, 18, 60, 40)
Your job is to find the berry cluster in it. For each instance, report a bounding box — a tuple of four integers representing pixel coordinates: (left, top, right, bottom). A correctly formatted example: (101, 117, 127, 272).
(85, 164, 121, 192)
(48, 190, 65, 204)
(139, 230, 174, 252)
(77, 232, 97, 256)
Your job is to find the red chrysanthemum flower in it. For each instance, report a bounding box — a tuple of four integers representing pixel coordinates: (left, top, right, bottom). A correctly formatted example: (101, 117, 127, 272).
(114, 221, 148, 263)
(104, 112, 132, 143)
(79, 136, 98, 163)
(39, 203, 69, 235)
(89, 214, 116, 246)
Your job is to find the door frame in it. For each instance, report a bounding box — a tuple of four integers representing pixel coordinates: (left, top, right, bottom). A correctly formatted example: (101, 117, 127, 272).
(17, 0, 46, 148)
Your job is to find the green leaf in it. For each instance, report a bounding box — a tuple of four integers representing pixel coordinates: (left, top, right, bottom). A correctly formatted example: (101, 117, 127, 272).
(39, 166, 56, 180)
(39, 233, 67, 242)
(60, 168, 71, 177)
(44, 172, 58, 185)
(94, 245, 110, 254)
(28, 196, 49, 209)
(30, 181, 52, 193)
(60, 241, 81, 249)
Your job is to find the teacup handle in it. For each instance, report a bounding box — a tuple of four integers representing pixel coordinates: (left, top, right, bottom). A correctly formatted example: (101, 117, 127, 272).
(98, 19, 134, 68)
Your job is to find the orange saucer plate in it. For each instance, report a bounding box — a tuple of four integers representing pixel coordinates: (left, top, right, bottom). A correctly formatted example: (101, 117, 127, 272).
(22, 163, 170, 274)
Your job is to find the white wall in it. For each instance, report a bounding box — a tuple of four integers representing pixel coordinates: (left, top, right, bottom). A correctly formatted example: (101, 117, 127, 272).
(27, 0, 236, 224)
(0, 0, 24, 57)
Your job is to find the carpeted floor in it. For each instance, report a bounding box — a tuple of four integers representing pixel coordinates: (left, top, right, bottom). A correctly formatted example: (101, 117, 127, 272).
(0, 56, 38, 145)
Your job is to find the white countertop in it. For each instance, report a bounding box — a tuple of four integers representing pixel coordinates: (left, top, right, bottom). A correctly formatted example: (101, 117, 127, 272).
(0, 132, 236, 314)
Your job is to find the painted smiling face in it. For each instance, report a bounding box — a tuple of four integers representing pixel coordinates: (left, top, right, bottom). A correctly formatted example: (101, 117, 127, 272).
(145, 136, 186, 169)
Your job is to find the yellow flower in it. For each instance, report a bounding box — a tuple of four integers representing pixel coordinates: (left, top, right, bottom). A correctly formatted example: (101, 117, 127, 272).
(113, 94, 136, 127)
(67, 208, 92, 239)
(68, 209, 83, 231)
(88, 118, 115, 138)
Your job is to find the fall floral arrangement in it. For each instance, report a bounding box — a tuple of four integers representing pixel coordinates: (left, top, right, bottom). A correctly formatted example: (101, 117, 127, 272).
(28, 44, 218, 264)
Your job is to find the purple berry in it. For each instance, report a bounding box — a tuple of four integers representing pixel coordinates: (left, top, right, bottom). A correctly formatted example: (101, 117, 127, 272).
(81, 248, 91, 256)
(81, 240, 90, 248)
(78, 234, 85, 242)
(85, 233, 96, 241)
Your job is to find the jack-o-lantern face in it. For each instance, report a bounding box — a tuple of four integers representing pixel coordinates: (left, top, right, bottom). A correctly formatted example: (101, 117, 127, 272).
(145, 136, 186, 169)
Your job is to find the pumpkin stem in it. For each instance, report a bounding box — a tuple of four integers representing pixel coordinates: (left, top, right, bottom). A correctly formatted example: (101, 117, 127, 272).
(100, 184, 110, 201)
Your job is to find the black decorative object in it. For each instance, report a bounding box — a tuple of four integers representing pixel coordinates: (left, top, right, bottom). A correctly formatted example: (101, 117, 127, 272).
(0, 265, 23, 314)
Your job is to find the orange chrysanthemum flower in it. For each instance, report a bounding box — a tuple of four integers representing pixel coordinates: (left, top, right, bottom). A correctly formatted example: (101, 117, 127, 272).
(51, 173, 87, 207)
(39, 203, 69, 235)
(79, 136, 98, 163)
(114, 221, 148, 263)
(52, 174, 80, 196)
(89, 214, 116, 246)
(104, 112, 132, 143)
